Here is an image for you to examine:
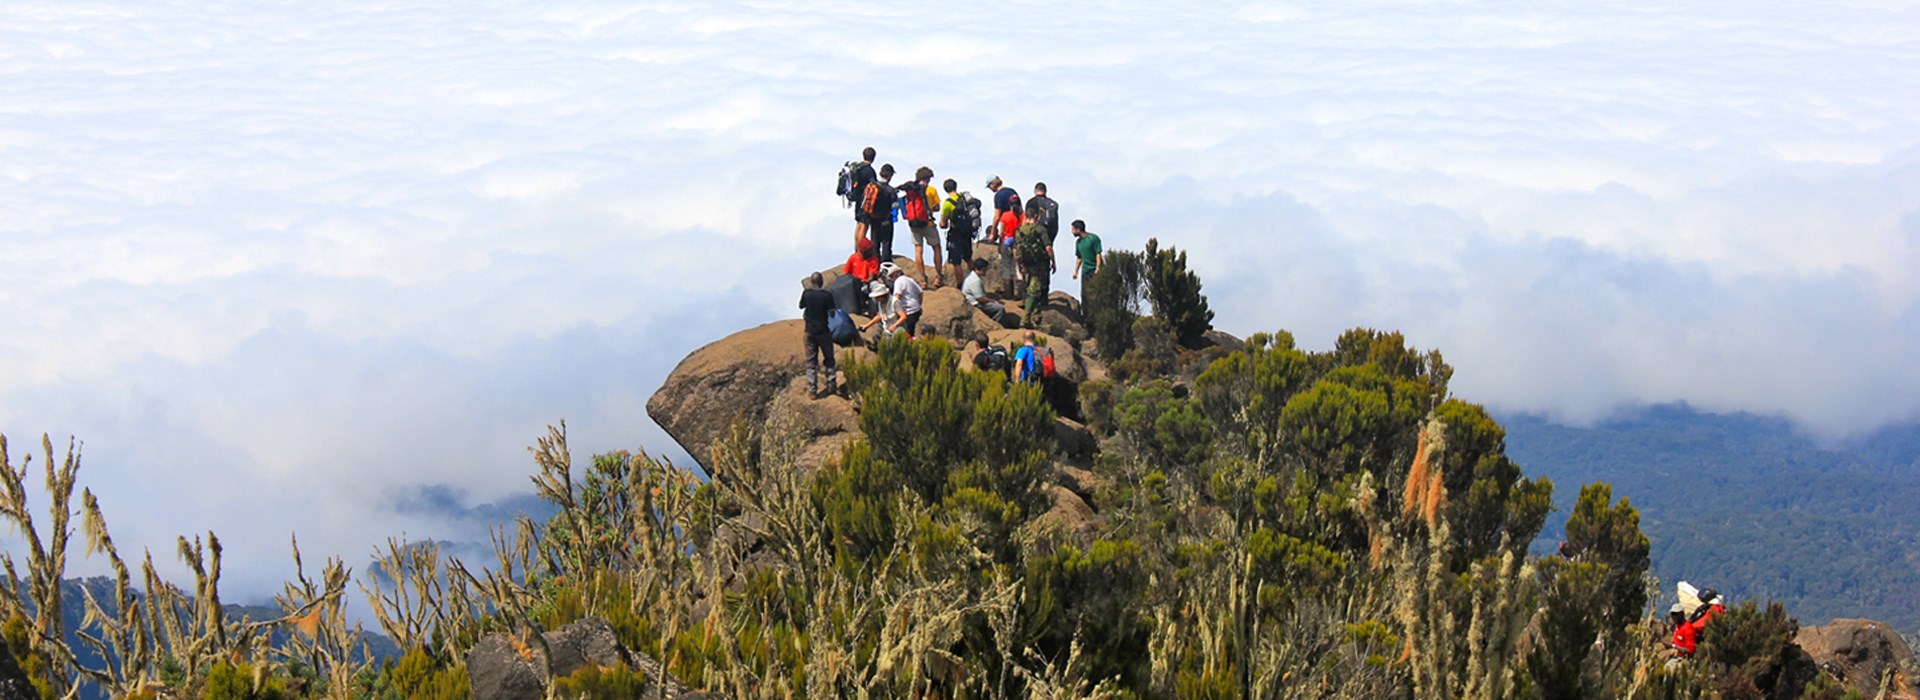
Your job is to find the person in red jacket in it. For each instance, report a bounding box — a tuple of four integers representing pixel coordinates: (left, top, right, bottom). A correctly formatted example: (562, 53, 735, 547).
(844, 237, 880, 284)
(1672, 591, 1726, 658)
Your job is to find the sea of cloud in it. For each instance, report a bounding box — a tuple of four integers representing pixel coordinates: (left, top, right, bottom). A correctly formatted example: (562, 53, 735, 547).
(2, 0, 1917, 594)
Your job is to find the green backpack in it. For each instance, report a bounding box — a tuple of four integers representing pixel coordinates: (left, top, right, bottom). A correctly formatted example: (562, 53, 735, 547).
(1015, 222, 1049, 267)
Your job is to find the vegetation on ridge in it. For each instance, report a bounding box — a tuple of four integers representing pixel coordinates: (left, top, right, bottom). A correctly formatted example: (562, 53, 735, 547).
(0, 250, 1871, 698)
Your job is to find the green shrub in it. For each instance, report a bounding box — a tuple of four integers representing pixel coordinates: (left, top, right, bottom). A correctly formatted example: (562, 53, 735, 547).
(553, 663, 649, 698)
(1143, 238, 1214, 348)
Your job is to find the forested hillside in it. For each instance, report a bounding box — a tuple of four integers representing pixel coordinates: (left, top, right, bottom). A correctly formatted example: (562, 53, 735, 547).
(1504, 405, 1920, 633)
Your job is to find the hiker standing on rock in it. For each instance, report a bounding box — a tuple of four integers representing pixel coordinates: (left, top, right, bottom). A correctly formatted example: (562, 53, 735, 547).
(1030, 182, 1060, 274)
(905, 166, 944, 288)
(1016, 199, 1052, 324)
(864, 164, 900, 264)
(847, 147, 876, 248)
(799, 273, 838, 398)
(1071, 219, 1102, 302)
(988, 177, 1023, 297)
(940, 179, 977, 290)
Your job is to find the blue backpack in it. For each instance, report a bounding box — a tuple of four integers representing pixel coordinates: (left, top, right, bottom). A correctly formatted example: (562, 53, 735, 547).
(828, 308, 859, 346)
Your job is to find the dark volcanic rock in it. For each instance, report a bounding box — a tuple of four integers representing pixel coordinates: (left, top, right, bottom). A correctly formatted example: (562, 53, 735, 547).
(468, 616, 706, 700)
(467, 635, 545, 700)
(544, 617, 630, 680)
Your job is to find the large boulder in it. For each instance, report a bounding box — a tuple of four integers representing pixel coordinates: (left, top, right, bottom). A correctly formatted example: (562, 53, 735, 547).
(647, 320, 869, 472)
(1032, 484, 1098, 539)
(467, 635, 546, 700)
(544, 617, 631, 680)
(1032, 291, 1088, 343)
(919, 286, 1006, 342)
(1795, 619, 1920, 699)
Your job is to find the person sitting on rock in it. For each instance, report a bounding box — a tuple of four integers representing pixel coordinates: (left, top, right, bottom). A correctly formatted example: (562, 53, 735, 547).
(859, 263, 899, 338)
(799, 273, 838, 398)
(885, 265, 924, 338)
(963, 257, 1007, 325)
(837, 237, 882, 315)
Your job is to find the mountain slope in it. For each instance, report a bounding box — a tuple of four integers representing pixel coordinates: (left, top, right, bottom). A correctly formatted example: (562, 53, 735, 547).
(1502, 404, 1920, 632)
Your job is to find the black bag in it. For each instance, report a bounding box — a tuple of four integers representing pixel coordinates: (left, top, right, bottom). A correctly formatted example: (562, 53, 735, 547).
(974, 345, 1012, 373)
(828, 274, 863, 316)
(1034, 195, 1059, 237)
(950, 193, 981, 236)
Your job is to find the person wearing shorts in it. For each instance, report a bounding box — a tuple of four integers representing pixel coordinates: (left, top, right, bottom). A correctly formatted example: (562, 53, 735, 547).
(849, 146, 876, 248)
(906, 166, 944, 287)
(939, 178, 973, 287)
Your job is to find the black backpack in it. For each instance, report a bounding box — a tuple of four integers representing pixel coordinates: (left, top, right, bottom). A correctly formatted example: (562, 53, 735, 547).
(975, 344, 1012, 373)
(1034, 195, 1059, 236)
(951, 193, 982, 236)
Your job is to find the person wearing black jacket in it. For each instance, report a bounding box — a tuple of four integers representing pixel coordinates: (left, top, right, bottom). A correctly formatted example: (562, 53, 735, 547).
(864, 164, 899, 263)
(799, 273, 838, 398)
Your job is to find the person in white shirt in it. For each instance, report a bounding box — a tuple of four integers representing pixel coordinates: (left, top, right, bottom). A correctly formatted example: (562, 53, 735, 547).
(963, 258, 1007, 325)
(887, 266, 924, 337)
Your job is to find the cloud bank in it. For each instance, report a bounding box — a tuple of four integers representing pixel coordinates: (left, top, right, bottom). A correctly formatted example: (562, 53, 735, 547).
(3, 0, 1917, 593)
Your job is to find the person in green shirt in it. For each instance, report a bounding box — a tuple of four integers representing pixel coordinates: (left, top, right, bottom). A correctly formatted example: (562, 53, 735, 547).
(1071, 219, 1102, 303)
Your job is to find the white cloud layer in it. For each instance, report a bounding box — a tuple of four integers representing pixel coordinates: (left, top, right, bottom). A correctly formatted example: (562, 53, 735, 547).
(3, 0, 1918, 593)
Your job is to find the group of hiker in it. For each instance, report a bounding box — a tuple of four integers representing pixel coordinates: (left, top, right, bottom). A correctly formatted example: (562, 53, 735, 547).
(797, 147, 1106, 398)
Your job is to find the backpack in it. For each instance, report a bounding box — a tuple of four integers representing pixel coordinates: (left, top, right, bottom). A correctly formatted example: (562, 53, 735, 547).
(1038, 345, 1057, 379)
(950, 193, 981, 236)
(863, 181, 896, 219)
(837, 162, 870, 206)
(1015, 221, 1049, 265)
(828, 308, 859, 346)
(974, 345, 1011, 373)
(903, 184, 932, 223)
(1034, 195, 1059, 236)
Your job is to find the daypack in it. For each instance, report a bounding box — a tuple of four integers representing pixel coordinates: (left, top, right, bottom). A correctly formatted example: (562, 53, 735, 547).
(974, 344, 1012, 373)
(863, 181, 896, 220)
(1015, 222, 1049, 263)
(1034, 195, 1059, 236)
(837, 162, 871, 206)
(828, 308, 859, 346)
(1038, 345, 1057, 379)
(903, 184, 932, 223)
(950, 193, 982, 236)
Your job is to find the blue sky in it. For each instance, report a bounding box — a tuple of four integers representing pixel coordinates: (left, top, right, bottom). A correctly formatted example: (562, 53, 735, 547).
(3, 0, 1918, 594)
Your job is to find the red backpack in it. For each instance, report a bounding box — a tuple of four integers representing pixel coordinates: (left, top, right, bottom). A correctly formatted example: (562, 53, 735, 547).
(1039, 345, 1057, 379)
(903, 184, 931, 223)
